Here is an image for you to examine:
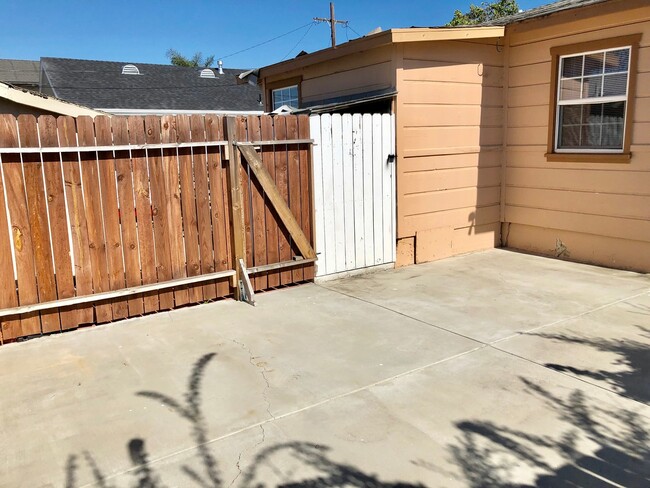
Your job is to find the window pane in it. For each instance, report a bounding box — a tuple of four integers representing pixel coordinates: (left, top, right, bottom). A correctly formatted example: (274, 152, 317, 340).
(289, 86, 298, 99)
(603, 101, 625, 121)
(584, 52, 604, 76)
(562, 55, 583, 78)
(560, 124, 582, 148)
(605, 49, 629, 73)
(561, 105, 583, 125)
(582, 76, 603, 98)
(601, 124, 624, 148)
(560, 78, 582, 100)
(603, 73, 628, 97)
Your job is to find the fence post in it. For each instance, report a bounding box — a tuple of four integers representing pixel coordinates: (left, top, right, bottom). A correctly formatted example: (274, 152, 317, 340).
(225, 117, 247, 301)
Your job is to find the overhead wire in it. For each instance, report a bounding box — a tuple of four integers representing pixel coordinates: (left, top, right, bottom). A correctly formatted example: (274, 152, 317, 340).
(217, 21, 316, 61)
(281, 22, 316, 61)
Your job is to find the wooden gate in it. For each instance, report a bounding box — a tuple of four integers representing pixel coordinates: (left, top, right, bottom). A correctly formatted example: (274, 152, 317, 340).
(0, 114, 314, 343)
(310, 113, 396, 278)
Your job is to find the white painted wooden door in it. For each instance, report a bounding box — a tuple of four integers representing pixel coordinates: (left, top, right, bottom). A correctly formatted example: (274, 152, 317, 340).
(310, 113, 396, 278)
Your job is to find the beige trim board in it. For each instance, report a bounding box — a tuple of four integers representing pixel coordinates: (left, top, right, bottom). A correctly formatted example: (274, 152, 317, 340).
(0, 82, 103, 118)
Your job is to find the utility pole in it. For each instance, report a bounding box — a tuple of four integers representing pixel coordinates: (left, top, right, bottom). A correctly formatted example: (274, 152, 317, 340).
(314, 2, 348, 48)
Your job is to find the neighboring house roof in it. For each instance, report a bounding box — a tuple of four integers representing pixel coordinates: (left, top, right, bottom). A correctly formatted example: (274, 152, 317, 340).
(0, 59, 40, 87)
(0, 81, 104, 117)
(480, 0, 612, 26)
(41, 57, 263, 113)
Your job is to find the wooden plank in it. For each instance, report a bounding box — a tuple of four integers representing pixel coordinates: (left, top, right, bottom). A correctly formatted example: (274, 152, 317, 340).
(160, 115, 190, 306)
(239, 117, 253, 270)
(238, 145, 316, 261)
(192, 115, 218, 300)
(272, 117, 292, 284)
(127, 117, 159, 313)
(0, 117, 21, 340)
(144, 116, 174, 310)
(261, 115, 280, 287)
(225, 117, 246, 301)
(341, 114, 355, 272)
(176, 115, 203, 304)
(362, 114, 375, 267)
(204, 115, 230, 298)
(0, 115, 40, 336)
(77, 116, 113, 323)
(111, 117, 144, 316)
(372, 114, 384, 265)
(298, 114, 314, 281)
(38, 115, 77, 329)
(309, 115, 326, 277)
(321, 114, 337, 275)
(94, 116, 128, 320)
(57, 116, 95, 325)
(285, 116, 303, 283)
(381, 114, 394, 264)
(331, 114, 345, 273)
(351, 114, 365, 271)
(390, 114, 397, 263)
(19, 115, 60, 333)
(248, 115, 268, 290)
(238, 259, 256, 306)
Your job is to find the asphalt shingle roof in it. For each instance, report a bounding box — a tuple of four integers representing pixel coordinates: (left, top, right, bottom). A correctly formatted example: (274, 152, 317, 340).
(0, 59, 40, 86)
(480, 0, 612, 26)
(41, 57, 263, 112)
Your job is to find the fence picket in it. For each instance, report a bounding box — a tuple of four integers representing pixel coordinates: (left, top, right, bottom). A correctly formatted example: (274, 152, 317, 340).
(298, 114, 314, 281)
(38, 115, 77, 329)
(128, 117, 159, 313)
(19, 115, 60, 333)
(248, 115, 267, 290)
(94, 116, 129, 319)
(58, 116, 95, 325)
(261, 116, 280, 287)
(342, 114, 355, 271)
(352, 114, 365, 269)
(273, 117, 292, 284)
(112, 117, 144, 316)
(286, 116, 303, 282)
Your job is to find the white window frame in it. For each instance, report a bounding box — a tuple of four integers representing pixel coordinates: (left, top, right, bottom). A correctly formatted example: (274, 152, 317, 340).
(554, 45, 632, 154)
(272, 85, 299, 110)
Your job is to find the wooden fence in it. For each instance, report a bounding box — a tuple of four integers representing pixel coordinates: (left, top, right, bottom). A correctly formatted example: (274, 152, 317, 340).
(0, 114, 314, 344)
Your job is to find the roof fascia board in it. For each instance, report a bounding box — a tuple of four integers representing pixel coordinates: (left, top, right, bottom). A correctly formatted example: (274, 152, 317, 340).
(0, 82, 103, 117)
(259, 26, 504, 80)
(391, 26, 505, 43)
(100, 108, 265, 116)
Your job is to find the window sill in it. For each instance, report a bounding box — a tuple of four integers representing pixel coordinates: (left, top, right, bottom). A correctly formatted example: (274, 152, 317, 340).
(544, 152, 632, 164)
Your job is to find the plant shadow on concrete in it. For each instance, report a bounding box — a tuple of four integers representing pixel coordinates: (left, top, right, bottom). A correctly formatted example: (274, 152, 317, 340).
(537, 323, 650, 405)
(447, 380, 650, 487)
(64, 352, 425, 488)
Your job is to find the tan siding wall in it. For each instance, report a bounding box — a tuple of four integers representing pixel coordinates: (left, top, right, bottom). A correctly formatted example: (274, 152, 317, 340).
(264, 45, 394, 108)
(503, 2, 650, 273)
(396, 39, 504, 265)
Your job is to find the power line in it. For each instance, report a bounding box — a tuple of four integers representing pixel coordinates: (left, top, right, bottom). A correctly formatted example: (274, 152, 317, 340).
(217, 22, 315, 61)
(281, 22, 316, 61)
(346, 24, 363, 38)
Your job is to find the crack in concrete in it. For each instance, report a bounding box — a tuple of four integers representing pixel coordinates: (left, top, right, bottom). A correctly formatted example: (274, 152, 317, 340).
(232, 339, 275, 421)
(227, 425, 266, 488)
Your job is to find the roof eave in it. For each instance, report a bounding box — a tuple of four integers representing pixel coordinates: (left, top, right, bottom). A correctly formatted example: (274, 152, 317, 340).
(259, 26, 504, 79)
(0, 82, 104, 118)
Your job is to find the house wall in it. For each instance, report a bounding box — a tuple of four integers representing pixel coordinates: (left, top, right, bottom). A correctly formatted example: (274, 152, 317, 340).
(502, 0, 650, 273)
(263, 45, 395, 109)
(395, 39, 505, 266)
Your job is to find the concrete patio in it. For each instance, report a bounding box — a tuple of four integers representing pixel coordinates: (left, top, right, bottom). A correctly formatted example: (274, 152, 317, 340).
(0, 249, 648, 487)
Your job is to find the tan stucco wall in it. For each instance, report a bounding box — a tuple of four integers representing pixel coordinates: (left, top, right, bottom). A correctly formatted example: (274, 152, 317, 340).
(395, 39, 504, 266)
(502, 0, 650, 273)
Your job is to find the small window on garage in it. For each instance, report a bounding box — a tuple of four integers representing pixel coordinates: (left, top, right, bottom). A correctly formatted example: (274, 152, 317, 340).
(547, 35, 641, 163)
(272, 85, 299, 110)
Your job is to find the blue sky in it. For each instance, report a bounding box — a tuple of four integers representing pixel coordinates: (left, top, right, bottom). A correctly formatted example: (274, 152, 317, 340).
(2, 0, 548, 69)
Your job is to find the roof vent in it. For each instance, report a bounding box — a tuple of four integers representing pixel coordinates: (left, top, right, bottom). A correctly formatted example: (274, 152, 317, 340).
(122, 64, 140, 75)
(200, 68, 216, 78)
(218, 60, 224, 75)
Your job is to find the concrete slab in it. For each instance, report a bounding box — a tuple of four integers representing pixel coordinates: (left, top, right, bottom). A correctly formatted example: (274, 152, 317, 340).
(0, 250, 648, 488)
(321, 249, 650, 343)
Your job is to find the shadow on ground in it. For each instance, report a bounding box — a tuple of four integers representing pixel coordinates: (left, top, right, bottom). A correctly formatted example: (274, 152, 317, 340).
(442, 305, 650, 487)
(64, 353, 425, 488)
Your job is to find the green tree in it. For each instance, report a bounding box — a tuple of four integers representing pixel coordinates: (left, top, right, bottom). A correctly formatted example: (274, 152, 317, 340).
(166, 49, 215, 68)
(447, 0, 520, 26)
